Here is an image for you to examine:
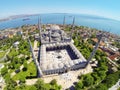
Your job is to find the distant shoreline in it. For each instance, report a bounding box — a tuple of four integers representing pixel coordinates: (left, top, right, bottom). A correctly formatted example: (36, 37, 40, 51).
(0, 13, 119, 22)
(0, 14, 39, 22)
(0, 13, 120, 35)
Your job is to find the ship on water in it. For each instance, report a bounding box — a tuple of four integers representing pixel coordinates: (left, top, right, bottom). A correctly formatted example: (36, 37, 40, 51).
(22, 18, 30, 21)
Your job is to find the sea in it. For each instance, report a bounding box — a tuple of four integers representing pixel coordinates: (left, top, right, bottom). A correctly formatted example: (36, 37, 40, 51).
(0, 13, 120, 35)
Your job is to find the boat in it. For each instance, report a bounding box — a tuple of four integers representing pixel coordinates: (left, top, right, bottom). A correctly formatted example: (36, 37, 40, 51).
(22, 18, 30, 21)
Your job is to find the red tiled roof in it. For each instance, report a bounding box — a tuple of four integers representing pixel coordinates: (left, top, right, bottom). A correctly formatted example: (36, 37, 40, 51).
(92, 38, 105, 46)
(109, 53, 120, 60)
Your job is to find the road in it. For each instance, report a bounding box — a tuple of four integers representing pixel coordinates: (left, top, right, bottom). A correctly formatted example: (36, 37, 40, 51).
(107, 57, 119, 68)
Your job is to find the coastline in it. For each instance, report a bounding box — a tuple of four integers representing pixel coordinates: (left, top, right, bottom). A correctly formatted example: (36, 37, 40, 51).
(0, 13, 120, 35)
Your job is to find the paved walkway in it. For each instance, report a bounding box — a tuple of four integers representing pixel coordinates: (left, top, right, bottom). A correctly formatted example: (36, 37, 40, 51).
(33, 40, 38, 50)
(0, 50, 4, 52)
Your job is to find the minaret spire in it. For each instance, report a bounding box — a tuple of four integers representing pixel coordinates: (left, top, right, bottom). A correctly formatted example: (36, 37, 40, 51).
(87, 32, 104, 65)
(63, 16, 65, 27)
(38, 17, 42, 42)
(70, 16, 75, 40)
(72, 16, 75, 29)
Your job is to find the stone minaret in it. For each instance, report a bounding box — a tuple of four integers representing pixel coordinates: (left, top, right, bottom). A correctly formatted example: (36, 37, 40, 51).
(87, 32, 104, 66)
(70, 17, 75, 40)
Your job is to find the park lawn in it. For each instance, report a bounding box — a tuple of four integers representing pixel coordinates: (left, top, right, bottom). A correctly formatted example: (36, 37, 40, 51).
(8, 48, 19, 57)
(15, 85, 37, 90)
(12, 61, 37, 80)
(0, 44, 11, 51)
(8, 69, 15, 74)
(0, 51, 6, 59)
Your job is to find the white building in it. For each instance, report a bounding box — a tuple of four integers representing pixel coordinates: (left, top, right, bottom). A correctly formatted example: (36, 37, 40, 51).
(13, 41, 20, 48)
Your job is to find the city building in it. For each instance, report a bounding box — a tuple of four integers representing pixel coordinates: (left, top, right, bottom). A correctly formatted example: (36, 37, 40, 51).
(38, 24, 88, 77)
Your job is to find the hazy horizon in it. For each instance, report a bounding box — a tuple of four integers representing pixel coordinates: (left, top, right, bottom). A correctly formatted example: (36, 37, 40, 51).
(0, 0, 120, 20)
(0, 13, 120, 35)
(1, 13, 120, 22)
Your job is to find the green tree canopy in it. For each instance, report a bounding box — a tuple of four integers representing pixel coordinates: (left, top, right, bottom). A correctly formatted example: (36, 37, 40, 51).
(1, 67, 8, 76)
(75, 80, 83, 90)
(96, 84, 108, 90)
(83, 74, 94, 87)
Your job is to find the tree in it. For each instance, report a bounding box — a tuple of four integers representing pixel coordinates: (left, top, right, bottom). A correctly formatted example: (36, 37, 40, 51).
(23, 62, 27, 71)
(19, 77, 26, 84)
(1, 67, 8, 76)
(91, 72, 100, 84)
(117, 59, 120, 64)
(49, 79, 61, 90)
(74, 39, 79, 46)
(34, 79, 61, 90)
(34, 79, 46, 90)
(4, 73, 11, 83)
(97, 71, 106, 80)
(104, 72, 120, 88)
(117, 87, 120, 90)
(11, 62, 15, 69)
(20, 56, 25, 64)
(95, 55, 101, 61)
(50, 79, 57, 85)
(91, 34, 96, 38)
(26, 56, 30, 60)
(15, 64, 20, 69)
(105, 75, 116, 88)
(6, 55, 12, 61)
(29, 85, 37, 90)
(99, 65, 108, 72)
(75, 80, 83, 90)
(96, 84, 108, 90)
(50, 84, 61, 90)
(5, 79, 17, 90)
(18, 83, 26, 90)
(83, 74, 94, 87)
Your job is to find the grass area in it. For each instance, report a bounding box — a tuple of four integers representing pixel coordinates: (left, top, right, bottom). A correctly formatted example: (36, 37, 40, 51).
(9, 69, 15, 73)
(12, 61, 37, 80)
(15, 85, 37, 90)
(0, 51, 6, 59)
(0, 44, 11, 51)
(8, 48, 19, 57)
(118, 87, 120, 90)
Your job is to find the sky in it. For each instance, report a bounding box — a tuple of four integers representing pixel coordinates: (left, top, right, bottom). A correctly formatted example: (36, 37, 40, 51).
(0, 0, 120, 20)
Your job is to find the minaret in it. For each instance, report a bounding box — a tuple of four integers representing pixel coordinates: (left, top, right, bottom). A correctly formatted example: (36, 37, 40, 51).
(49, 25, 52, 42)
(76, 29, 79, 39)
(63, 16, 65, 28)
(49, 30, 51, 42)
(72, 16, 75, 29)
(38, 17, 42, 42)
(86, 32, 104, 65)
(70, 17, 75, 40)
